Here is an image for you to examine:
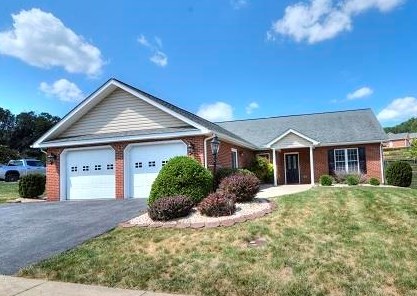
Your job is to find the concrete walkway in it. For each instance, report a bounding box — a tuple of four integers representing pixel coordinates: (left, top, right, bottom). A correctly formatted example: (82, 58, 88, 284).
(256, 184, 312, 198)
(0, 275, 190, 296)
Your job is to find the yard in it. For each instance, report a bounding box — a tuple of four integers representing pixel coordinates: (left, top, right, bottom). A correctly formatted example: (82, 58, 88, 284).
(20, 187, 417, 296)
(0, 182, 19, 203)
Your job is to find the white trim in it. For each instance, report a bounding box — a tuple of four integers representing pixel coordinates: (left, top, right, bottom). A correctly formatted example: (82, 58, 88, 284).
(35, 130, 206, 148)
(272, 148, 277, 186)
(309, 146, 315, 186)
(266, 129, 319, 148)
(33, 79, 209, 147)
(123, 140, 187, 199)
(284, 152, 301, 184)
(334, 148, 360, 173)
(204, 135, 215, 169)
(59, 145, 115, 201)
(380, 144, 385, 184)
(231, 148, 239, 169)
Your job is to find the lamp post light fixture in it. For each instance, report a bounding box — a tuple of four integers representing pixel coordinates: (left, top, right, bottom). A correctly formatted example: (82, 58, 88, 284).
(187, 142, 195, 155)
(210, 135, 220, 190)
(47, 153, 57, 165)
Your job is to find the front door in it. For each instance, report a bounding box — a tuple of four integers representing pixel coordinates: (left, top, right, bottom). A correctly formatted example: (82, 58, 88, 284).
(285, 154, 300, 184)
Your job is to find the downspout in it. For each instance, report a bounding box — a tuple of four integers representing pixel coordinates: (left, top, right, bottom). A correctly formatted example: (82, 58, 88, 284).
(380, 143, 385, 184)
(204, 135, 215, 169)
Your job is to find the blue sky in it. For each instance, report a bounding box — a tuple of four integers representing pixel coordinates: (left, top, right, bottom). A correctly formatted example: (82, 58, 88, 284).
(0, 0, 416, 127)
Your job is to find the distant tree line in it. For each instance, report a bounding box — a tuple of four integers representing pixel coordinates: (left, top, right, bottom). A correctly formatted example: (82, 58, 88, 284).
(384, 118, 417, 134)
(0, 107, 60, 164)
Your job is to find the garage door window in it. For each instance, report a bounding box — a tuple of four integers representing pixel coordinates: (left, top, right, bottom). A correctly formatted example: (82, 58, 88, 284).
(135, 162, 143, 168)
(149, 161, 156, 167)
(94, 165, 102, 171)
(107, 164, 114, 170)
(71, 166, 77, 172)
(82, 165, 89, 172)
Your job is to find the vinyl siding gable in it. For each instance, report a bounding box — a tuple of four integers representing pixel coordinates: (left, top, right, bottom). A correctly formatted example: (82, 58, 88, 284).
(59, 89, 191, 138)
(271, 133, 312, 149)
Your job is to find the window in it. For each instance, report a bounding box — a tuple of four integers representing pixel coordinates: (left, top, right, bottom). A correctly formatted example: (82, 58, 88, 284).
(107, 164, 114, 170)
(9, 160, 23, 166)
(334, 148, 359, 173)
(94, 165, 102, 171)
(148, 161, 156, 167)
(71, 166, 78, 172)
(231, 149, 238, 169)
(162, 160, 168, 166)
(26, 160, 44, 167)
(82, 165, 89, 172)
(135, 162, 142, 169)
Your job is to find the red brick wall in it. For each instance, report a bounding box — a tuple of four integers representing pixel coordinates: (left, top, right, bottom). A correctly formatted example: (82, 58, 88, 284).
(386, 139, 409, 148)
(275, 148, 311, 185)
(313, 143, 382, 182)
(45, 148, 63, 201)
(45, 136, 254, 201)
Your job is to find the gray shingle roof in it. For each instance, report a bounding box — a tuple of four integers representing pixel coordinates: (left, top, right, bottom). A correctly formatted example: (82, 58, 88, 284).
(387, 132, 409, 141)
(216, 109, 386, 147)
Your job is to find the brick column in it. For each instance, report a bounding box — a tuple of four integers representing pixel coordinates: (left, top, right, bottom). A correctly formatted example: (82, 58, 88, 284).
(112, 143, 128, 199)
(46, 148, 63, 201)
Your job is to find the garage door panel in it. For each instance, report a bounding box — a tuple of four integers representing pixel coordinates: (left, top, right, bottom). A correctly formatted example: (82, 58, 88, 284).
(129, 142, 187, 199)
(65, 148, 115, 200)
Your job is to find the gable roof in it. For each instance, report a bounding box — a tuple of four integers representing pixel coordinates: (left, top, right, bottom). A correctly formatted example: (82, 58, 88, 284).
(387, 132, 409, 141)
(33, 79, 256, 149)
(217, 109, 387, 147)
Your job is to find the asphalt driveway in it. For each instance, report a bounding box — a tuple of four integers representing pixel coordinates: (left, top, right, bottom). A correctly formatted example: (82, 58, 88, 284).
(0, 199, 146, 275)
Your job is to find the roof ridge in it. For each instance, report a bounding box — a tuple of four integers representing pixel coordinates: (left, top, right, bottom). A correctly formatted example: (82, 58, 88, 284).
(216, 108, 372, 123)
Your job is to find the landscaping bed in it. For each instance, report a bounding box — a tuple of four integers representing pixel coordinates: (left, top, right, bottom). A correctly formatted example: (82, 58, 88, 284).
(20, 187, 417, 295)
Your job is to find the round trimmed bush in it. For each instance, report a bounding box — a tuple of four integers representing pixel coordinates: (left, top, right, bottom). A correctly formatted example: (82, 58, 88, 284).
(369, 177, 380, 186)
(18, 174, 46, 198)
(248, 156, 274, 183)
(148, 156, 213, 205)
(385, 161, 412, 187)
(320, 175, 333, 186)
(218, 174, 260, 202)
(346, 174, 359, 186)
(198, 192, 236, 217)
(148, 195, 193, 221)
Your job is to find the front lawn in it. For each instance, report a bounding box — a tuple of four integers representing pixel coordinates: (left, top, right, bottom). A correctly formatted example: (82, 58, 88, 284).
(0, 181, 19, 203)
(20, 187, 417, 295)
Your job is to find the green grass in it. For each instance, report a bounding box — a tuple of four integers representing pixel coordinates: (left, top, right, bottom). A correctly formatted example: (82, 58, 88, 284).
(0, 181, 19, 203)
(20, 187, 417, 296)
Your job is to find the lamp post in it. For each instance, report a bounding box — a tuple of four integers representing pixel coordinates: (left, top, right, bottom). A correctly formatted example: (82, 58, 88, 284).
(210, 135, 220, 191)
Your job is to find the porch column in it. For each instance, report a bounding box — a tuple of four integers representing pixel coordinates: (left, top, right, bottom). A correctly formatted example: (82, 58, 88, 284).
(309, 146, 315, 186)
(272, 148, 277, 186)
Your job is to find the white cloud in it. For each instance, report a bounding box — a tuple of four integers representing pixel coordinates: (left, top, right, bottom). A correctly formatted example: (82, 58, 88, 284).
(267, 0, 404, 44)
(197, 102, 234, 121)
(245, 101, 259, 114)
(377, 97, 417, 122)
(0, 8, 104, 77)
(347, 86, 373, 100)
(137, 34, 168, 67)
(39, 79, 84, 102)
(231, 0, 249, 9)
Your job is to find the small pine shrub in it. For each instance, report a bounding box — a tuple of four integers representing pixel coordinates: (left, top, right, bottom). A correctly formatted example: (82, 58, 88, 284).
(149, 156, 213, 205)
(198, 192, 236, 217)
(148, 196, 194, 221)
(320, 175, 333, 186)
(385, 161, 412, 187)
(219, 174, 260, 202)
(18, 174, 46, 198)
(369, 178, 380, 186)
(248, 156, 274, 183)
(346, 174, 360, 186)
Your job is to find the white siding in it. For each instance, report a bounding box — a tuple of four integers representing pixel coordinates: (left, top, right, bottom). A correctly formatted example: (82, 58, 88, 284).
(60, 89, 190, 138)
(271, 133, 312, 149)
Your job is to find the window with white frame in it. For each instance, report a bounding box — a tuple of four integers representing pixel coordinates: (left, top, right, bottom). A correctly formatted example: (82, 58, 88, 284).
(334, 148, 359, 173)
(231, 149, 238, 169)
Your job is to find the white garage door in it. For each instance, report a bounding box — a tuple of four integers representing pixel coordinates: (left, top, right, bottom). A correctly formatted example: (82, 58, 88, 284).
(128, 142, 187, 198)
(66, 148, 115, 200)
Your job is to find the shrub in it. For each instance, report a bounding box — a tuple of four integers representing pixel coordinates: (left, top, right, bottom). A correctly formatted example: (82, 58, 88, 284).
(214, 167, 255, 188)
(369, 178, 380, 186)
(385, 161, 413, 187)
(148, 195, 194, 221)
(334, 170, 348, 183)
(248, 156, 274, 183)
(219, 174, 260, 202)
(149, 156, 213, 205)
(320, 175, 333, 186)
(198, 192, 236, 217)
(18, 174, 46, 198)
(346, 174, 360, 186)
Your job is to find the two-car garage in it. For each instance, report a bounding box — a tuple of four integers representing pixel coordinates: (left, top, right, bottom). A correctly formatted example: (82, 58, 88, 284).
(61, 141, 187, 200)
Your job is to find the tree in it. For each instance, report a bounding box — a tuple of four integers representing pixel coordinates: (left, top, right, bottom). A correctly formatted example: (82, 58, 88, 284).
(407, 139, 417, 160)
(0, 107, 15, 146)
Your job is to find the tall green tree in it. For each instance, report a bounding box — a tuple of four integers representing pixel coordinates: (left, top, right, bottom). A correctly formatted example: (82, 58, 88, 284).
(0, 107, 15, 146)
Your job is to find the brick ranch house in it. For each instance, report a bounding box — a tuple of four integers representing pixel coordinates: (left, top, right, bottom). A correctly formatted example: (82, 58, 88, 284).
(384, 132, 417, 149)
(33, 79, 387, 201)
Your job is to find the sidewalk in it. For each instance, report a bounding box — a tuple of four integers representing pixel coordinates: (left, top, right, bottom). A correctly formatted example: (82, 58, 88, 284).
(0, 275, 190, 296)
